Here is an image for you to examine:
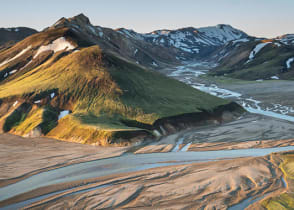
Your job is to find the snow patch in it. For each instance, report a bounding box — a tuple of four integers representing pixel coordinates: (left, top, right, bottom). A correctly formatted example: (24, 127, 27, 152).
(0, 45, 32, 67)
(9, 69, 17, 75)
(13, 101, 18, 107)
(152, 130, 161, 137)
(152, 62, 158, 67)
(34, 100, 41, 104)
(50, 93, 55, 98)
(20, 60, 33, 70)
(180, 47, 193, 53)
(232, 38, 249, 44)
(248, 42, 271, 61)
(274, 42, 281, 47)
(3, 73, 8, 78)
(58, 110, 70, 120)
(198, 24, 243, 43)
(286, 57, 294, 69)
(34, 37, 75, 59)
(271, 76, 279, 80)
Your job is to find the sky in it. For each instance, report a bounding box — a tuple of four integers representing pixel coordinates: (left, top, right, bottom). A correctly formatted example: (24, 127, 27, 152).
(1, 0, 294, 38)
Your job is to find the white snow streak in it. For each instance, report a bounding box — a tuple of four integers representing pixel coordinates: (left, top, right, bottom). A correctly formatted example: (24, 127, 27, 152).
(34, 37, 75, 59)
(232, 38, 249, 44)
(13, 101, 18, 107)
(58, 110, 70, 120)
(248, 42, 271, 60)
(286, 57, 294, 69)
(0, 45, 32, 67)
(9, 69, 17, 75)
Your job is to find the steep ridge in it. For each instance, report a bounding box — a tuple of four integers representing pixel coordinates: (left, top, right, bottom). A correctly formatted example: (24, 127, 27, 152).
(210, 35, 294, 80)
(0, 14, 244, 145)
(48, 14, 181, 68)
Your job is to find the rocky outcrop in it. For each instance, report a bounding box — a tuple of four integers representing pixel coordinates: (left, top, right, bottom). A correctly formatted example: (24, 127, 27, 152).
(117, 102, 245, 145)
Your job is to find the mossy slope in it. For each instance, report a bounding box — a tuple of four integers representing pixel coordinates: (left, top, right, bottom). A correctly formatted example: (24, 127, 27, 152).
(0, 25, 240, 145)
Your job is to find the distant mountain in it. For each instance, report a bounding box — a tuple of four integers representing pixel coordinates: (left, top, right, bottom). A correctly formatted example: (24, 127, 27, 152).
(0, 27, 38, 50)
(210, 35, 294, 80)
(46, 14, 249, 67)
(117, 24, 249, 60)
(0, 14, 243, 145)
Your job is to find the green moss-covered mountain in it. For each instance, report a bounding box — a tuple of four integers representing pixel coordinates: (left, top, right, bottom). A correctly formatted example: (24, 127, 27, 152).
(0, 14, 242, 145)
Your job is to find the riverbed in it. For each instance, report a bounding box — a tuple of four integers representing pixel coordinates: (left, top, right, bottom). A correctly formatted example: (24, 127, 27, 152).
(1, 62, 294, 209)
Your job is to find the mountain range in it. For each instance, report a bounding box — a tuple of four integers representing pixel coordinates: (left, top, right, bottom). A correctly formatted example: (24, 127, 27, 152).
(2, 13, 293, 145)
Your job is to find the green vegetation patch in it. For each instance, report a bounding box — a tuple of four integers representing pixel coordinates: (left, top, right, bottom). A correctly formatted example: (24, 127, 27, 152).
(262, 154, 294, 209)
(12, 105, 58, 135)
(3, 103, 31, 132)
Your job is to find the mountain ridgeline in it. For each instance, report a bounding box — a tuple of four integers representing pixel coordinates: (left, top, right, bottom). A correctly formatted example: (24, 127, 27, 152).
(0, 27, 37, 50)
(1, 13, 274, 145)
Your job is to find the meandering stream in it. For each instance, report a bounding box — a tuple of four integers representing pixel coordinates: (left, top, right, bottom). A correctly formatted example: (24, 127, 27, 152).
(1, 145, 294, 209)
(168, 62, 294, 122)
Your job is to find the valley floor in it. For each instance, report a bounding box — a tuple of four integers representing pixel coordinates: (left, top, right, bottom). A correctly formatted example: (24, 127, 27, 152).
(2, 61, 294, 209)
(134, 113, 294, 154)
(0, 134, 127, 186)
(12, 155, 285, 209)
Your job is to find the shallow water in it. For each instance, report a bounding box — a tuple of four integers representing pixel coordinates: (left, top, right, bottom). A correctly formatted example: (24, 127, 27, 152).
(228, 192, 271, 210)
(1, 145, 294, 205)
(228, 177, 286, 210)
(168, 63, 294, 122)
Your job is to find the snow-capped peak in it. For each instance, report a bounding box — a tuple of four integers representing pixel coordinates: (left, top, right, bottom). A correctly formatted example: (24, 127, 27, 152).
(197, 24, 247, 43)
(121, 24, 249, 56)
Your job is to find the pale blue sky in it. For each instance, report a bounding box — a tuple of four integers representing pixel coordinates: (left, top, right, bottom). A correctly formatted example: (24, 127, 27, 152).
(1, 0, 294, 38)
